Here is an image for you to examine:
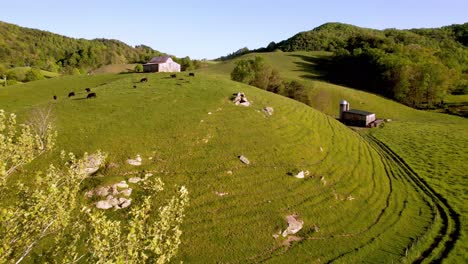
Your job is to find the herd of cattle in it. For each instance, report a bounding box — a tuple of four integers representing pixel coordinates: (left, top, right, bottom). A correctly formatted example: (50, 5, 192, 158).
(52, 72, 196, 101)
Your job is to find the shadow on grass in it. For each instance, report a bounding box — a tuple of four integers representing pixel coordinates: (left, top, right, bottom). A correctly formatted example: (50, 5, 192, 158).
(288, 54, 380, 93)
(288, 54, 335, 82)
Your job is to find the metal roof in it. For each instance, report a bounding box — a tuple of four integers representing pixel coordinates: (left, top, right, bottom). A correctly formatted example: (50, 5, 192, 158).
(147, 56, 171, 64)
(344, 109, 375, 116)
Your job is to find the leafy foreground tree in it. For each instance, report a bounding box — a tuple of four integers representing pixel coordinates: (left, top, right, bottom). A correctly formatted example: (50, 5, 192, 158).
(0, 109, 189, 263)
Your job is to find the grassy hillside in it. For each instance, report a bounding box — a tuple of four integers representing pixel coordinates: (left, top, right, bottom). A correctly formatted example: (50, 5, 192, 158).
(0, 72, 456, 262)
(201, 51, 468, 261)
(90, 64, 138, 74)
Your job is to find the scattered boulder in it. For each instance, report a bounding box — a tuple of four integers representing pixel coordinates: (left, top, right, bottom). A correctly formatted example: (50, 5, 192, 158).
(263, 107, 274, 116)
(320, 147, 323, 152)
(226, 170, 233, 175)
(282, 215, 304, 237)
(89, 180, 135, 209)
(145, 173, 153, 178)
(128, 177, 142, 183)
(294, 170, 309, 179)
(295, 171, 305, 179)
(239, 155, 250, 165)
(120, 188, 132, 197)
(82, 154, 105, 176)
(115, 181, 128, 189)
(107, 196, 120, 207)
(96, 200, 113, 210)
(95, 186, 110, 197)
(119, 199, 132, 209)
(347, 195, 355, 201)
(215, 191, 228, 197)
(208, 112, 212, 115)
(127, 155, 142, 166)
(232, 92, 250, 107)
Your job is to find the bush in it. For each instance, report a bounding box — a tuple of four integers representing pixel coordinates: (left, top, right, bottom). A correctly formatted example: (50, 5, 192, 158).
(24, 68, 44, 82)
(281, 81, 310, 105)
(134, 64, 143, 73)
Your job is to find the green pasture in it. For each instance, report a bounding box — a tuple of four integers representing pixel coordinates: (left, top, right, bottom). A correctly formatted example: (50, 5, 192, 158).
(201, 51, 468, 262)
(0, 71, 451, 262)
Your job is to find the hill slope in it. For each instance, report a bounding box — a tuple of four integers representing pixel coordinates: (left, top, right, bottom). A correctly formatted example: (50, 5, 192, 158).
(201, 50, 468, 261)
(0, 72, 454, 262)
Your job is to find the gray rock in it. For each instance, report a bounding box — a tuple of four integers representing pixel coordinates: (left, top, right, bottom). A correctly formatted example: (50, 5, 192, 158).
(263, 107, 274, 116)
(108, 198, 120, 207)
(119, 199, 132, 209)
(111, 185, 119, 195)
(239, 155, 250, 165)
(95, 186, 109, 197)
(128, 177, 142, 183)
(96, 200, 113, 210)
(82, 154, 105, 176)
(120, 188, 132, 197)
(295, 171, 305, 179)
(115, 181, 128, 189)
(127, 155, 142, 166)
(282, 215, 304, 237)
(233, 92, 250, 107)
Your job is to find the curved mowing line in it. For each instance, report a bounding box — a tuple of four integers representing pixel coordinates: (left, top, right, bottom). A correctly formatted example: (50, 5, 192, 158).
(365, 134, 461, 262)
(235, 139, 397, 263)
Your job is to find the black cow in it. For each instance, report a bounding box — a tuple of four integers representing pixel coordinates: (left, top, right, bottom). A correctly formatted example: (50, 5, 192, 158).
(53, 95, 57, 100)
(68, 92, 75, 97)
(140, 78, 148, 83)
(87, 92, 96, 99)
(133, 85, 137, 88)
(170, 74, 177, 78)
(85, 88, 91, 92)
(189, 72, 195, 77)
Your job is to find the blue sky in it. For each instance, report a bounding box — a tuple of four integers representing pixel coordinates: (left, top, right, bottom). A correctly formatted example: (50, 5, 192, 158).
(1, 0, 467, 59)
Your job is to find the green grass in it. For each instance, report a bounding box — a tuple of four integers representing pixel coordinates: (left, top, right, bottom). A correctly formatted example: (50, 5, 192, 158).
(0, 71, 450, 262)
(201, 51, 468, 262)
(91, 64, 138, 74)
(8, 66, 60, 79)
(445, 94, 468, 104)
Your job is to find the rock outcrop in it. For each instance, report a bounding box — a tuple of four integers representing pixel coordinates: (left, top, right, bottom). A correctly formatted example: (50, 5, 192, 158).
(127, 154, 142, 166)
(232, 92, 250, 107)
(282, 215, 304, 237)
(263, 107, 274, 116)
(239, 155, 250, 165)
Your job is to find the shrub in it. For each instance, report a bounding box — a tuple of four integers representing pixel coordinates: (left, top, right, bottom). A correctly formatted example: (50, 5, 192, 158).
(134, 64, 144, 73)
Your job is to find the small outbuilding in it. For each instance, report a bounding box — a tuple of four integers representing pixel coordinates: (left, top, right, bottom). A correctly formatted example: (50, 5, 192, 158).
(339, 100, 377, 127)
(143, 56, 181, 73)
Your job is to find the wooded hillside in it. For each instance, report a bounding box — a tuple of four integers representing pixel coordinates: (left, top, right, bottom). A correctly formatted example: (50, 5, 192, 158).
(0, 21, 165, 74)
(245, 22, 468, 108)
